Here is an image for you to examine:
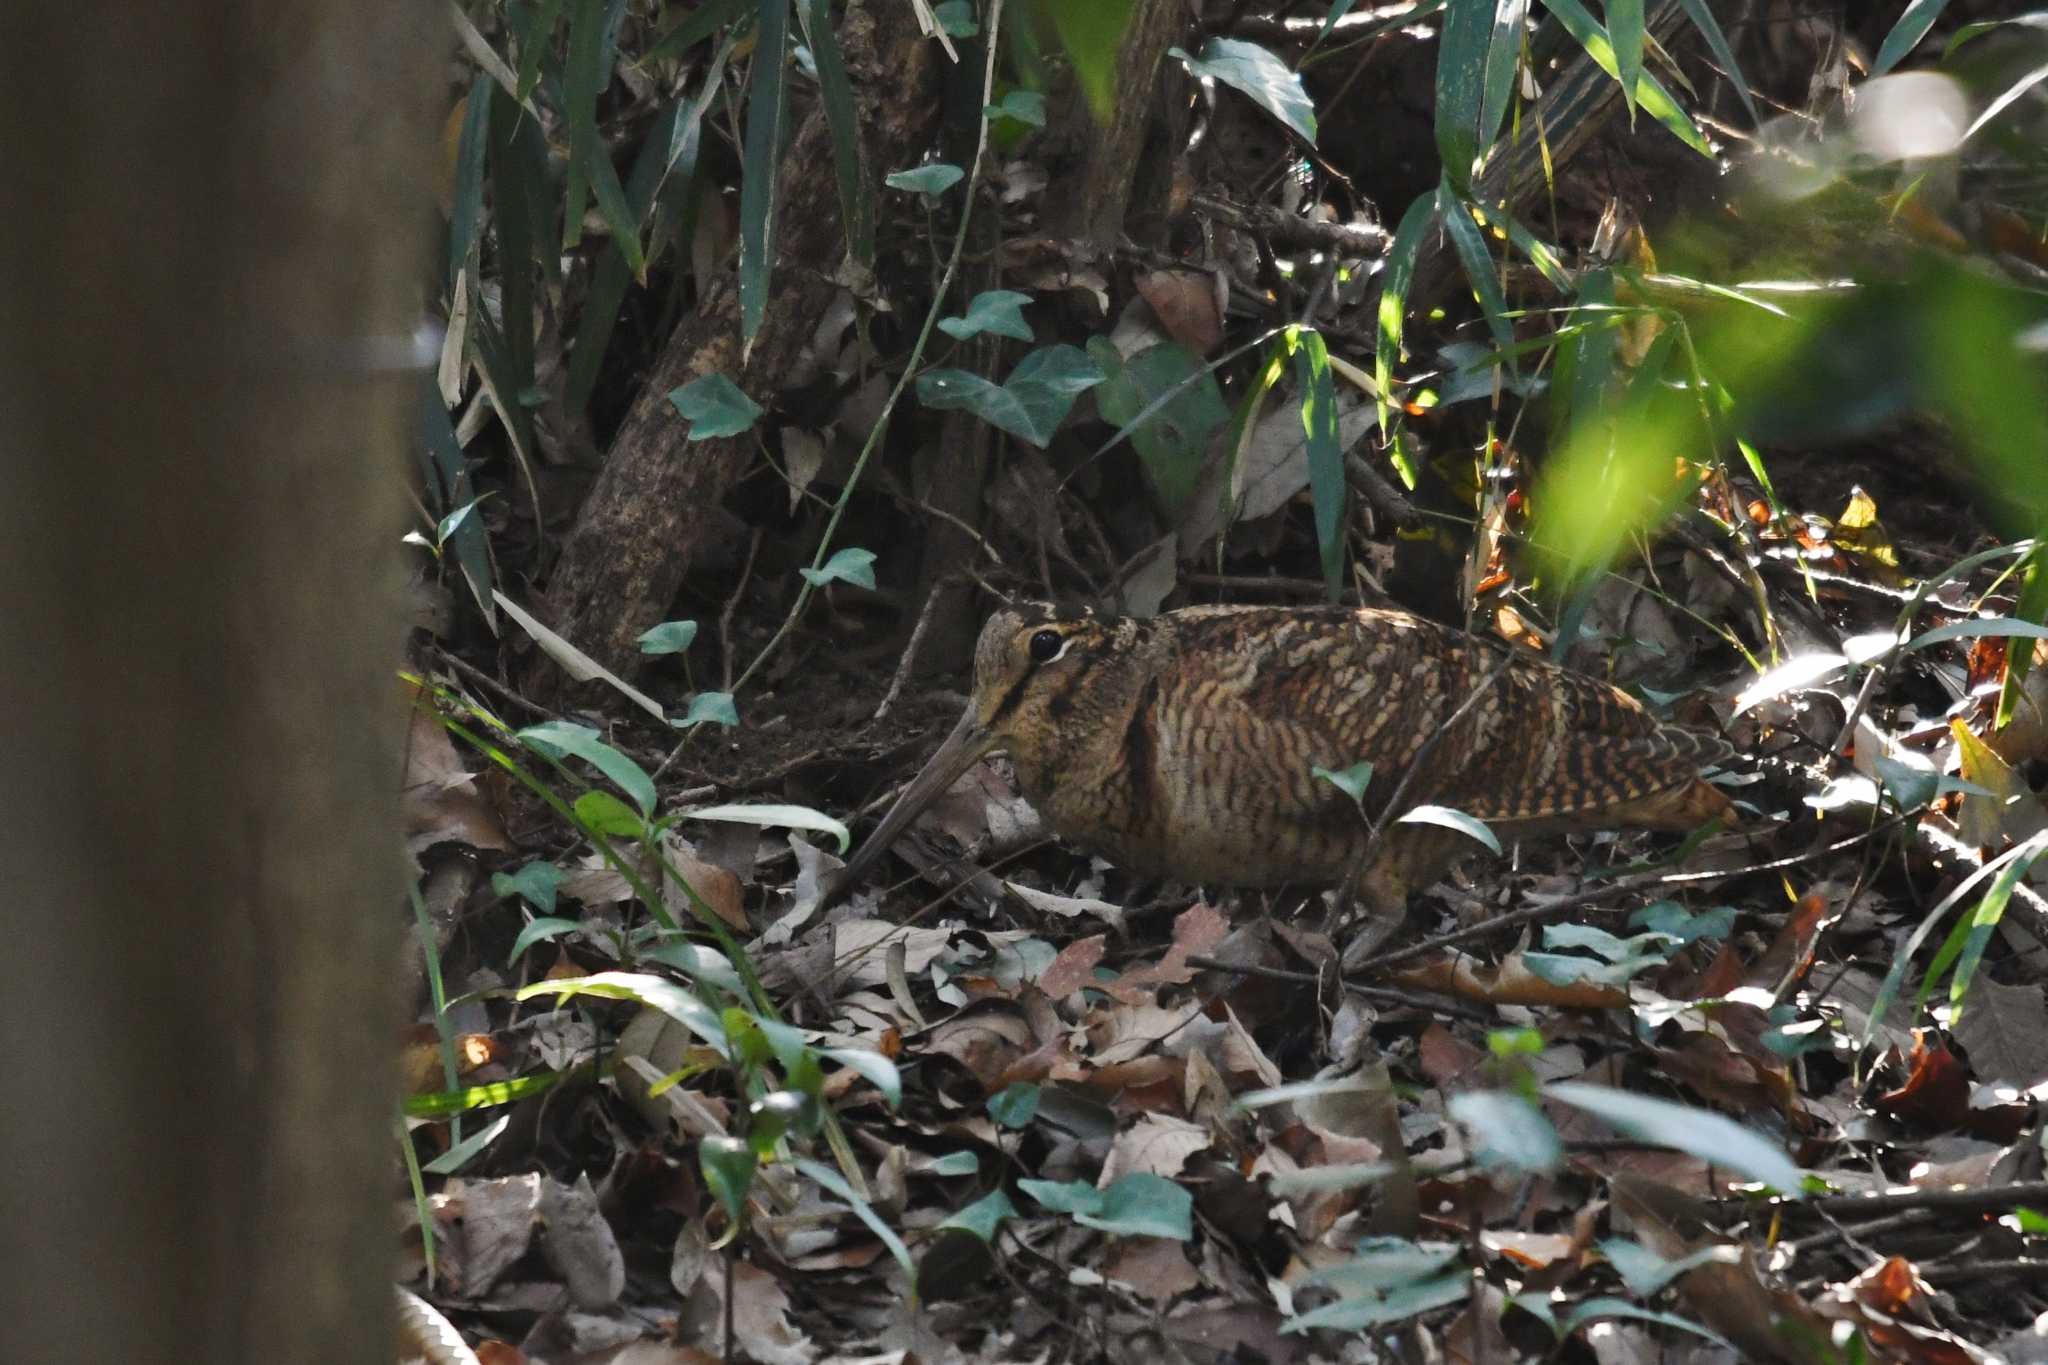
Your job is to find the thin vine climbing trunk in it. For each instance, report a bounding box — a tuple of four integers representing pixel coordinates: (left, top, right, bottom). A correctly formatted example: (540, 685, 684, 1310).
(532, 0, 944, 696)
(0, 5, 434, 1363)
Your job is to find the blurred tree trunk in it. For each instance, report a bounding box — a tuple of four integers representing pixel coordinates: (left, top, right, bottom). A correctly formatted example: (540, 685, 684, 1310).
(0, 6, 434, 1364)
(533, 0, 944, 693)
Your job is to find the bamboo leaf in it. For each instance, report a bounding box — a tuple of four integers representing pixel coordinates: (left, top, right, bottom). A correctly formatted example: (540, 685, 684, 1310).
(738, 0, 792, 345)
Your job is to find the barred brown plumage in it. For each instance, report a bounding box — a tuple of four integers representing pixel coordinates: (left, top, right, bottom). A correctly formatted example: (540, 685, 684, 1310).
(836, 602, 1736, 916)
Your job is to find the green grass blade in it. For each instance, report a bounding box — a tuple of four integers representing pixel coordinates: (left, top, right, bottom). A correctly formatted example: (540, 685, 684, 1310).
(418, 385, 496, 627)
(1438, 176, 1515, 364)
(513, 0, 564, 101)
(800, 0, 872, 264)
(1538, 0, 1708, 153)
(638, 0, 751, 66)
(1291, 328, 1344, 598)
(1996, 545, 2048, 729)
(1479, 0, 1529, 162)
(1874, 0, 1949, 76)
(1434, 0, 1492, 183)
(1610, 0, 1644, 123)
(739, 0, 793, 345)
(447, 74, 492, 284)
(1375, 191, 1438, 482)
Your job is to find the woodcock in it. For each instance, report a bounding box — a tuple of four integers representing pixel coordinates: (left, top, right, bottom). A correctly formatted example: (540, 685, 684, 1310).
(837, 604, 1735, 915)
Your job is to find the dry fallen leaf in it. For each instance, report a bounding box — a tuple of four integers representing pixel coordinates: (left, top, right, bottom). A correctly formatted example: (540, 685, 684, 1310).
(402, 691, 511, 853)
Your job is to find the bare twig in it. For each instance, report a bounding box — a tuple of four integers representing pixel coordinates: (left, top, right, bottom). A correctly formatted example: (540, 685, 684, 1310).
(1344, 450, 1419, 526)
(876, 580, 948, 719)
(1757, 1181, 2048, 1220)
(719, 526, 763, 692)
(431, 644, 556, 722)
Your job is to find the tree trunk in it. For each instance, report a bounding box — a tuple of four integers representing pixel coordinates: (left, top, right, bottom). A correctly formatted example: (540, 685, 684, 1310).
(0, 6, 433, 1363)
(533, 0, 945, 694)
(1044, 0, 1194, 251)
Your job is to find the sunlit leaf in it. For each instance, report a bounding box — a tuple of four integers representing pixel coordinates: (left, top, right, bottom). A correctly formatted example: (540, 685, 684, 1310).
(518, 971, 728, 1054)
(574, 789, 646, 837)
(1397, 804, 1502, 854)
(1044, 0, 1132, 122)
(1170, 38, 1317, 144)
(1290, 327, 1344, 597)
(422, 1115, 512, 1176)
(683, 801, 851, 852)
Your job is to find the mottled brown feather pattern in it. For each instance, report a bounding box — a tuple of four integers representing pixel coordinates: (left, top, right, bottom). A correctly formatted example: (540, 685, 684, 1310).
(845, 602, 1735, 916)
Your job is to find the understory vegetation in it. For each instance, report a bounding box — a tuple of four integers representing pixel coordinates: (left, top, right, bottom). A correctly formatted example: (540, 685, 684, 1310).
(397, 2, 2048, 1360)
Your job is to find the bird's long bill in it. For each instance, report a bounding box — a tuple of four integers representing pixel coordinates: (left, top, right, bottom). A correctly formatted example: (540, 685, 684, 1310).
(834, 704, 996, 891)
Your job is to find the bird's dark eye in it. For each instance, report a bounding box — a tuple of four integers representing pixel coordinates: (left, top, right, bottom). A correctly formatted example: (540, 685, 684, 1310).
(1028, 629, 1063, 662)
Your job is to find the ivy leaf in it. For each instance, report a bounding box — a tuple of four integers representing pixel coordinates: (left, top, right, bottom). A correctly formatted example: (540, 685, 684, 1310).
(677, 692, 739, 729)
(886, 162, 963, 195)
(668, 373, 763, 439)
(1078, 1173, 1195, 1240)
(939, 1188, 1016, 1242)
(987, 1082, 1040, 1128)
(1312, 761, 1375, 805)
(1089, 338, 1230, 516)
(638, 620, 699, 655)
(933, 1, 978, 37)
(985, 89, 1045, 127)
(492, 860, 565, 913)
(917, 344, 1104, 447)
(683, 801, 851, 853)
(799, 546, 878, 591)
(938, 289, 1035, 342)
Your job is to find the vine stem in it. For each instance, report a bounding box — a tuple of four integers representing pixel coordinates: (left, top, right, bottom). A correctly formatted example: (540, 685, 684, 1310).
(656, 0, 1007, 782)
